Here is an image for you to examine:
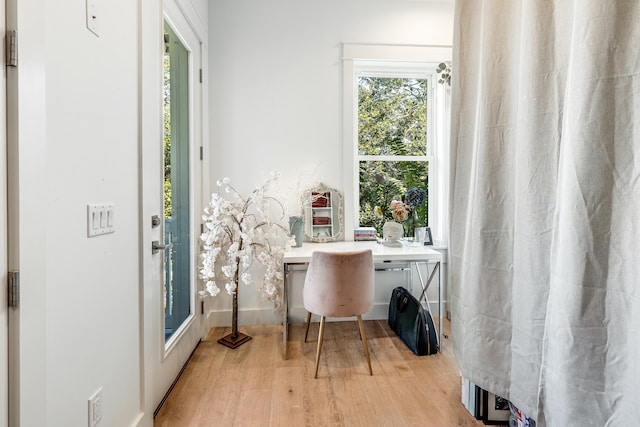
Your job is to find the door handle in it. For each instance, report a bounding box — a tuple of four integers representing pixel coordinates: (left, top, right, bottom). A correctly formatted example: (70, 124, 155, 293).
(152, 240, 173, 254)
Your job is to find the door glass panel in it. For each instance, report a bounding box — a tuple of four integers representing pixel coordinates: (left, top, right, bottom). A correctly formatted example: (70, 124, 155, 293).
(163, 22, 191, 343)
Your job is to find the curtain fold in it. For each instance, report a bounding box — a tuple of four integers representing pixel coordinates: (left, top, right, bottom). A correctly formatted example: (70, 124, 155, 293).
(450, 1, 640, 425)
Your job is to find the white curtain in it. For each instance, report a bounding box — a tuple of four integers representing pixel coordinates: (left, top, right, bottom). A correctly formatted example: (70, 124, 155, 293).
(450, 1, 640, 425)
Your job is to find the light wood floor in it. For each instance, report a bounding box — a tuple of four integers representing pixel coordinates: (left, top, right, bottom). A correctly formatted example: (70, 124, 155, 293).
(154, 319, 484, 427)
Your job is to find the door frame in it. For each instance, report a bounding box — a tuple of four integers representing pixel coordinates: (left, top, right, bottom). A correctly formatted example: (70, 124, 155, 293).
(1, 0, 9, 422)
(6, 0, 48, 425)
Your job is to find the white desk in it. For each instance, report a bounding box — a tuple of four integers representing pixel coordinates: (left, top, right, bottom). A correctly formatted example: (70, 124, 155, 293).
(282, 241, 443, 359)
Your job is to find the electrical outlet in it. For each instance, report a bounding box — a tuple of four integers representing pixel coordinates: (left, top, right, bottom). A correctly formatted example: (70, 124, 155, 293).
(88, 387, 103, 427)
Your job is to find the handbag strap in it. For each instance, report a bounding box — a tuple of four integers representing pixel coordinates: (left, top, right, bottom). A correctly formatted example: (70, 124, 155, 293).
(396, 291, 409, 313)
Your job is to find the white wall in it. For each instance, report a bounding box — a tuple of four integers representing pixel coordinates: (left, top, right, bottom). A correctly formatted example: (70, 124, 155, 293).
(207, 0, 454, 324)
(43, 1, 140, 426)
(13, 0, 155, 425)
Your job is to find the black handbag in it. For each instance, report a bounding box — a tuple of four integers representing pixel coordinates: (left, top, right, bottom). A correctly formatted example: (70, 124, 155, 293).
(388, 286, 439, 355)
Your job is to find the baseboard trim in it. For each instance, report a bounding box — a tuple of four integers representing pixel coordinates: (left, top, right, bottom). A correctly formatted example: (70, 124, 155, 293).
(205, 301, 445, 327)
(153, 339, 201, 418)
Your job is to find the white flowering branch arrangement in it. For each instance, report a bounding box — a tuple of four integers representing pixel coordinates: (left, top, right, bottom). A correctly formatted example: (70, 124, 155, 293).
(199, 172, 294, 310)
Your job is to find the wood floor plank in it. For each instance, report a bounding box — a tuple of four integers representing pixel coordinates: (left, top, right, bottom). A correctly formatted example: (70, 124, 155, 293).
(269, 366, 305, 427)
(235, 389, 273, 426)
(154, 320, 485, 427)
(299, 359, 343, 426)
(154, 335, 227, 426)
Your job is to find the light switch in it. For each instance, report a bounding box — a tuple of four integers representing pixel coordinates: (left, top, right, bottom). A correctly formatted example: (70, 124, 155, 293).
(105, 205, 115, 232)
(92, 210, 99, 230)
(107, 208, 113, 227)
(88, 205, 99, 237)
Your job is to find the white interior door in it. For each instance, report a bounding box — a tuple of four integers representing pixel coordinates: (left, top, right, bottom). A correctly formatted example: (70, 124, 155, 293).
(144, 1, 205, 414)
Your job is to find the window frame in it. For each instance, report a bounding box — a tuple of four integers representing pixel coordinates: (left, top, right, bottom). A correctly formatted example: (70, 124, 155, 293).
(342, 44, 451, 246)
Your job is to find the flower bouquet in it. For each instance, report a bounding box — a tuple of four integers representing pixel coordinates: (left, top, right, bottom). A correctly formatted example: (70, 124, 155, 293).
(404, 187, 426, 239)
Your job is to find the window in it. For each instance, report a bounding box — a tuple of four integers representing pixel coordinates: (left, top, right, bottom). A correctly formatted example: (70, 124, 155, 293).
(342, 44, 451, 245)
(357, 75, 431, 237)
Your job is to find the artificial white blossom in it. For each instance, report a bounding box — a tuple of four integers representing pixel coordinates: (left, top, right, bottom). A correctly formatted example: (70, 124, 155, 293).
(198, 173, 292, 308)
(206, 281, 220, 297)
(225, 282, 236, 294)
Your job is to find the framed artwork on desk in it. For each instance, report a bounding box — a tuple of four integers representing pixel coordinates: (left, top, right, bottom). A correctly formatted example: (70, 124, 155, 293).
(423, 227, 433, 246)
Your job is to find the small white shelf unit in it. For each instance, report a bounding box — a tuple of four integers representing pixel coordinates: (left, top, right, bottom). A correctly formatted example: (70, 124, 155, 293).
(305, 192, 337, 240)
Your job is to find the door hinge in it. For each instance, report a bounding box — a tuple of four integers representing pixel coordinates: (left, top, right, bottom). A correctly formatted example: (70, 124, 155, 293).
(199, 68, 203, 83)
(199, 146, 203, 160)
(6, 30, 17, 67)
(8, 271, 19, 307)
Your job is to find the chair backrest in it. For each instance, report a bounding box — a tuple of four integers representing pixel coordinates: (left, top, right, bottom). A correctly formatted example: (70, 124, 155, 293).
(303, 249, 375, 318)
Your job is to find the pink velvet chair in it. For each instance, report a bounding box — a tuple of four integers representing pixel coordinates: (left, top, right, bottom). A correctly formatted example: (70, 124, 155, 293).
(303, 249, 375, 378)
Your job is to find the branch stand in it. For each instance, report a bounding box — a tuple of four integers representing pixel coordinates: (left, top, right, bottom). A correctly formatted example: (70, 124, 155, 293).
(217, 286, 252, 349)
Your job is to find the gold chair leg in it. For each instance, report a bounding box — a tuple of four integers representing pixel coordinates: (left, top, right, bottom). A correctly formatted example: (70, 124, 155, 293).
(356, 315, 373, 375)
(304, 311, 312, 343)
(314, 316, 326, 379)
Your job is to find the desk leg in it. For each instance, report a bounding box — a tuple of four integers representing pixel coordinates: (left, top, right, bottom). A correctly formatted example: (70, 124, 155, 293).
(416, 261, 442, 352)
(438, 261, 443, 349)
(282, 263, 289, 360)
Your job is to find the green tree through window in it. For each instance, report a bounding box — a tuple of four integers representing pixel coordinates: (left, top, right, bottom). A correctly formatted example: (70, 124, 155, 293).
(357, 77, 429, 236)
(163, 49, 172, 218)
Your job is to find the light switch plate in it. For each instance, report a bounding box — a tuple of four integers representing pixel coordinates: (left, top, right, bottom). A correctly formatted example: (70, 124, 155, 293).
(88, 387, 103, 427)
(86, 0, 99, 37)
(87, 204, 115, 237)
